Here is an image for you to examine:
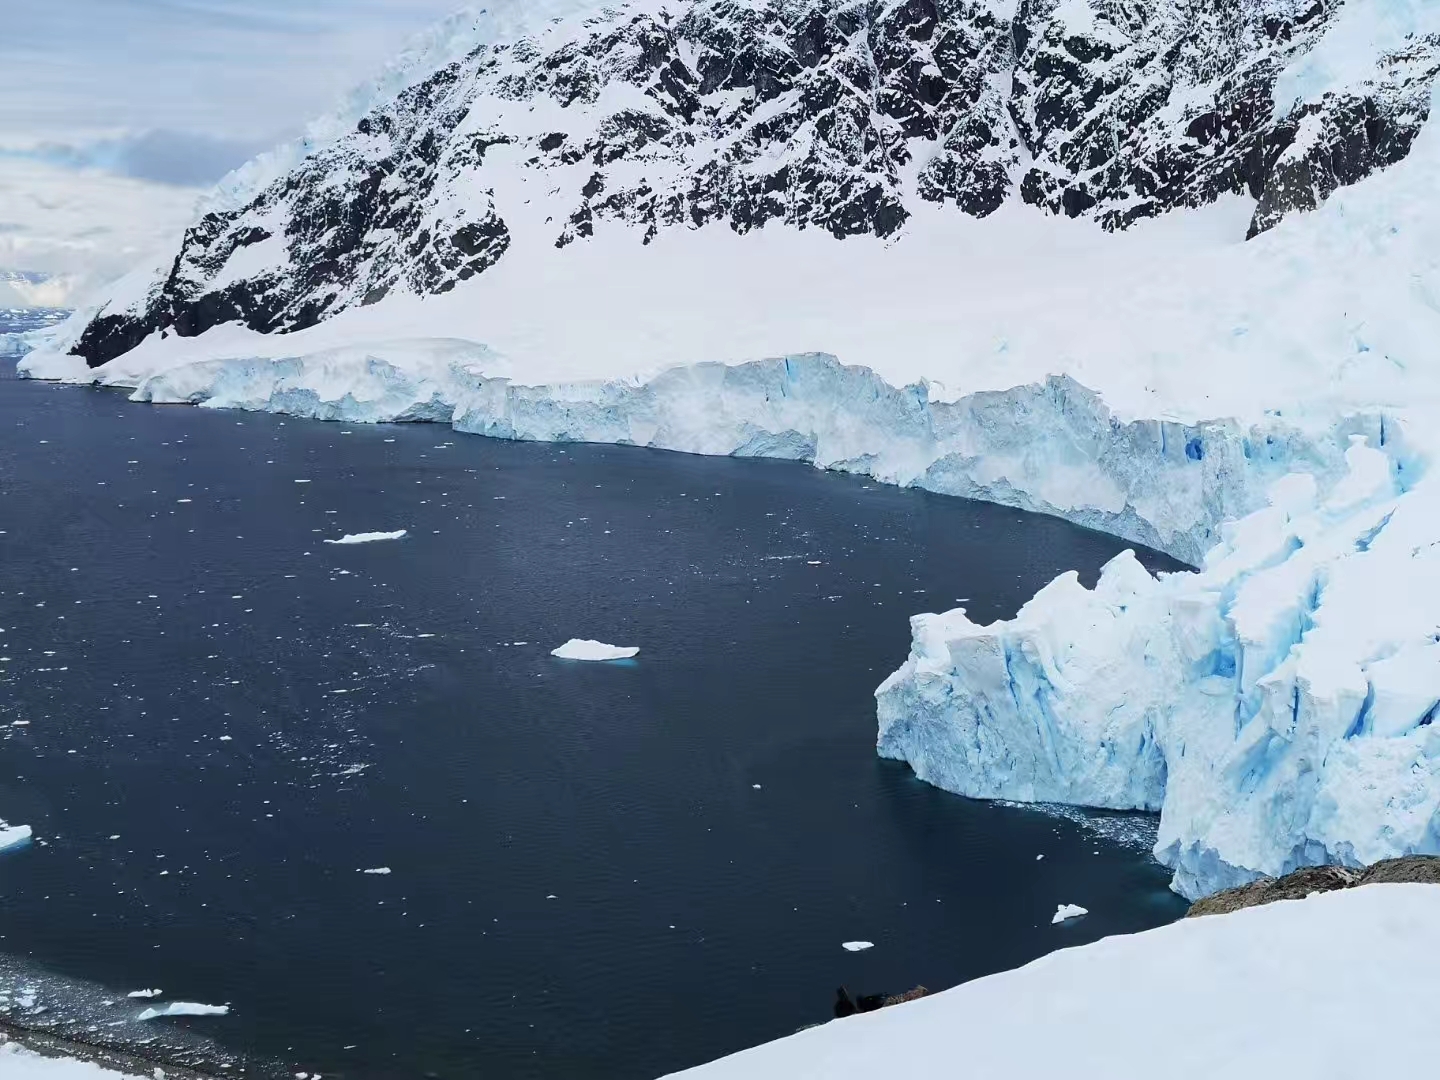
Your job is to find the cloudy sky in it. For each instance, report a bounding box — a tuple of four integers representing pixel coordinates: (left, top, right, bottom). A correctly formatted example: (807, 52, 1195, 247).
(1, 0, 462, 302)
(2, 0, 463, 155)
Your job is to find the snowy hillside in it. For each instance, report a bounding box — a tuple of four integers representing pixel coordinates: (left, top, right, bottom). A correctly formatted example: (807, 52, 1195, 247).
(0, 1048, 138, 1080)
(663, 884, 1440, 1079)
(30, 0, 1440, 366)
(17, 0, 1440, 900)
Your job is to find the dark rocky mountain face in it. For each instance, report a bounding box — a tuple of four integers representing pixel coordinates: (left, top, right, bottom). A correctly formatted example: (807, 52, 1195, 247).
(73, 0, 1440, 367)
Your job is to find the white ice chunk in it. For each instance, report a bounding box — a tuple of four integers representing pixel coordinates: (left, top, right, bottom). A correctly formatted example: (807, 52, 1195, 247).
(841, 941, 874, 952)
(0, 823, 33, 853)
(1052, 904, 1088, 924)
(551, 639, 639, 661)
(360, 867, 391, 875)
(125, 989, 163, 999)
(324, 530, 407, 545)
(137, 1001, 229, 1020)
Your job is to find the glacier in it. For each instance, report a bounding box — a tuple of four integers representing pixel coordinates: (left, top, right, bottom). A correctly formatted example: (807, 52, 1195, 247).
(879, 436, 1440, 898)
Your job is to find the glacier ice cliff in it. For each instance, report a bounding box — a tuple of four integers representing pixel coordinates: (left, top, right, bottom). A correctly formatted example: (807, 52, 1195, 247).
(879, 435, 1440, 898)
(111, 349, 1363, 567)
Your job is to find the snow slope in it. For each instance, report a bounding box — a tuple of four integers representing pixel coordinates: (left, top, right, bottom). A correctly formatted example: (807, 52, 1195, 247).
(663, 884, 1440, 1079)
(16, 0, 1440, 898)
(0, 1044, 143, 1080)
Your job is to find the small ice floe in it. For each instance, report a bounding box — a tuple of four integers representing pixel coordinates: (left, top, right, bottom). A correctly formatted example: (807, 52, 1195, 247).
(137, 1001, 229, 1020)
(324, 530, 407, 545)
(841, 941, 874, 952)
(361, 867, 391, 875)
(1052, 903, 1089, 924)
(752, 784, 762, 790)
(0, 823, 33, 853)
(1036, 854, 1045, 860)
(550, 639, 639, 661)
(126, 989, 163, 999)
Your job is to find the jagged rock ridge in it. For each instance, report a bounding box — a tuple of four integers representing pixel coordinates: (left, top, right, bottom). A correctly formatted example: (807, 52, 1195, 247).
(73, 0, 1440, 366)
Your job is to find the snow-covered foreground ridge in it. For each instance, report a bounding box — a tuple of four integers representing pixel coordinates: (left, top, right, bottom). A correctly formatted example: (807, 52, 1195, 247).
(664, 884, 1440, 1079)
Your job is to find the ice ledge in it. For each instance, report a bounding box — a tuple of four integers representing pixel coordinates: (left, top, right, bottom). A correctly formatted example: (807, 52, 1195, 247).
(21, 346, 1378, 565)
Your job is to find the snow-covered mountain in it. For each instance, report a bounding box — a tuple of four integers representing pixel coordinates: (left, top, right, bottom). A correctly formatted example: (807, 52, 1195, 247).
(61, 0, 1439, 367)
(19, 0, 1440, 903)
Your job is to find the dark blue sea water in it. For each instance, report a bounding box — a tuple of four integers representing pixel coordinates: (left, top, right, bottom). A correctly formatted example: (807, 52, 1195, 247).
(0, 360, 1188, 1078)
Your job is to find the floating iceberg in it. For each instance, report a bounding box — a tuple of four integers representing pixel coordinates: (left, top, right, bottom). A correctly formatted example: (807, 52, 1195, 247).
(136, 1001, 229, 1020)
(840, 941, 874, 952)
(0, 823, 33, 853)
(324, 530, 407, 545)
(1051, 905, 1088, 924)
(125, 989, 162, 999)
(551, 639, 639, 661)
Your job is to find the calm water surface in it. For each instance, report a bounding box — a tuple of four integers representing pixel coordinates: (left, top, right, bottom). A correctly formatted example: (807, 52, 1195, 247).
(0, 359, 1188, 1078)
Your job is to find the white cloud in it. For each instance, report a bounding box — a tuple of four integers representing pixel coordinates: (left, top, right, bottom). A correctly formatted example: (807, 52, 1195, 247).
(0, 156, 198, 307)
(0, 0, 465, 302)
(0, 1, 465, 142)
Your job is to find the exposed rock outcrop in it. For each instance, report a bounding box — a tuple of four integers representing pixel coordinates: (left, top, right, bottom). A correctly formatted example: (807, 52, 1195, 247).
(1186, 855, 1440, 917)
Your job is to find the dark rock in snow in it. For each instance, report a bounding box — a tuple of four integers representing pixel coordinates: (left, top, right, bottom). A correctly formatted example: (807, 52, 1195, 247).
(1186, 855, 1440, 917)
